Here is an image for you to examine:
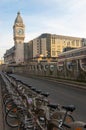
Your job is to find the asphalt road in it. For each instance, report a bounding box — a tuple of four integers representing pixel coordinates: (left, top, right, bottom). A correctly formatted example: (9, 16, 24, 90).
(11, 74, 86, 122)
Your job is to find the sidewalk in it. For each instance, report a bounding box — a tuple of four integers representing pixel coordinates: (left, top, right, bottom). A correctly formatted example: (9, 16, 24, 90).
(0, 82, 4, 130)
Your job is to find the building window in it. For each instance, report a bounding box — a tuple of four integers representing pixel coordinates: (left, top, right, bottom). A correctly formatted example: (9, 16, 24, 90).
(67, 42, 70, 46)
(52, 37, 55, 44)
(76, 40, 79, 46)
(72, 40, 75, 46)
(37, 43, 39, 46)
(52, 51, 56, 56)
(19, 41, 21, 44)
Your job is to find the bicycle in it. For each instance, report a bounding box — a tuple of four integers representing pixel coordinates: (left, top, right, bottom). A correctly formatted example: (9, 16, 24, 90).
(47, 105, 86, 130)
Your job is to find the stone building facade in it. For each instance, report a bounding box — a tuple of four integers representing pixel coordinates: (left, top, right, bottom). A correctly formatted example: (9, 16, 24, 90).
(27, 33, 82, 60)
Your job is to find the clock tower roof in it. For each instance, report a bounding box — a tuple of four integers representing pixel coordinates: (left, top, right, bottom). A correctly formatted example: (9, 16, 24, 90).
(14, 12, 23, 24)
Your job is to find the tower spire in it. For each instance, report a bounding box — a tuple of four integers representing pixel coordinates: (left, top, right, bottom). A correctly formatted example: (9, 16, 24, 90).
(14, 11, 23, 24)
(17, 11, 20, 15)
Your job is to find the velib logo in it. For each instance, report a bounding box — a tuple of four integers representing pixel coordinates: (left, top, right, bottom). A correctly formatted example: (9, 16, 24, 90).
(50, 64, 55, 71)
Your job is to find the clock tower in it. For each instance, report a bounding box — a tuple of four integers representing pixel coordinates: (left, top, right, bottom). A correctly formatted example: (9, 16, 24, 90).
(13, 12, 25, 63)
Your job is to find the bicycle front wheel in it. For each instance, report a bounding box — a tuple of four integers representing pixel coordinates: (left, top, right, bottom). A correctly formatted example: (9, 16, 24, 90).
(5, 106, 19, 128)
(65, 114, 75, 123)
(47, 123, 63, 130)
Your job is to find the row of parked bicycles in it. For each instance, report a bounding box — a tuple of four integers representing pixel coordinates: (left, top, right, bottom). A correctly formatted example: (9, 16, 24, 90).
(0, 72, 86, 130)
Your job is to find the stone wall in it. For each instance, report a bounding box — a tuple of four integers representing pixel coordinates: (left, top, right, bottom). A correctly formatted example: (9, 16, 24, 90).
(11, 60, 86, 82)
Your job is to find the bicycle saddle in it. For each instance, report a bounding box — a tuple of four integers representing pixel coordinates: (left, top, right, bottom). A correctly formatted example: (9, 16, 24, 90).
(36, 90, 42, 94)
(62, 105, 76, 112)
(41, 92, 50, 97)
(16, 79, 21, 83)
(12, 77, 16, 80)
(84, 125, 86, 128)
(28, 85, 32, 88)
(48, 103, 58, 109)
(23, 82, 28, 86)
(31, 87, 36, 91)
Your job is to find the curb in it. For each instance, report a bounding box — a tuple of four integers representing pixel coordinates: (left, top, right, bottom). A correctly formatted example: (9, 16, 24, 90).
(28, 75, 86, 90)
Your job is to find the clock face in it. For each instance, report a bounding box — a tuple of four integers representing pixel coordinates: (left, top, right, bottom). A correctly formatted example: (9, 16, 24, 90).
(17, 29, 24, 35)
